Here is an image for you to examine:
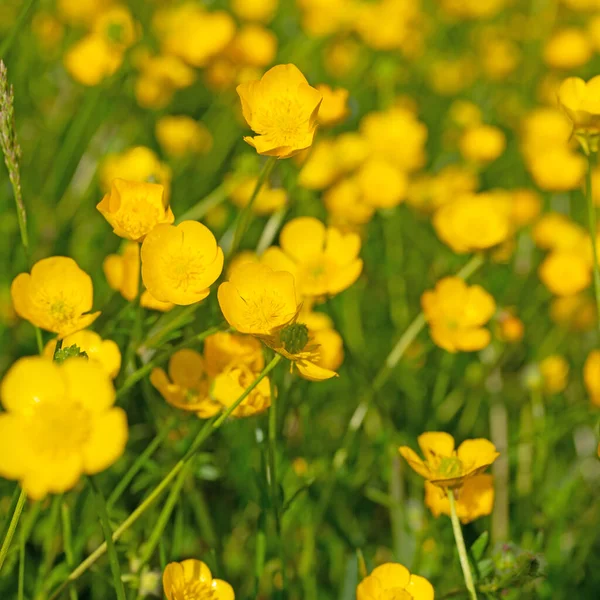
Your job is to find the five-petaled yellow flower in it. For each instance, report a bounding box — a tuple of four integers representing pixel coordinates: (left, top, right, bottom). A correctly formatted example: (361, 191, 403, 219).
(0, 356, 128, 500)
(357, 563, 434, 600)
(11, 256, 100, 339)
(558, 76, 600, 150)
(262, 216, 363, 300)
(237, 63, 322, 158)
(399, 432, 499, 489)
(97, 178, 174, 242)
(163, 559, 234, 600)
(218, 263, 337, 380)
(141, 220, 224, 305)
(421, 277, 496, 353)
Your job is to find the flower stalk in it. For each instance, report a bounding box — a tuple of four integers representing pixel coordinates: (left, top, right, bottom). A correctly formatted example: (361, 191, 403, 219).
(585, 152, 600, 334)
(0, 487, 26, 573)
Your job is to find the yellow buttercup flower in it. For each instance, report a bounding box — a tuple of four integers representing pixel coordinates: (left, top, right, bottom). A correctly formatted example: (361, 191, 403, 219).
(357, 563, 434, 600)
(44, 330, 121, 379)
(140, 290, 175, 313)
(163, 559, 234, 600)
(64, 34, 122, 86)
(298, 139, 341, 191)
(400, 432, 499, 489)
(236, 64, 322, 158)
(425, 475, 494, 524)
(228, 24, 278, 68)
(301, 310, 344, 372)
(459, 124, 506, 164)
(97, 178, 174, 242)
(156, 116, 213, 158)
(103, 241, 140, 302)
(150, 349, 221, 418)
(543, 28, 592, 70)
(316, 84, 350, 127)
(0, 356, 127, 500)
(433, 193, 511, 253)
(261, 216, 363, 299)
(212, 364, 271, 417)
(539, 251, 591, 296)
(57, 0, 111, 26)
(584, 350, 600, 407)
(356, 158, 408, 209)
(540, 355, 569, 394)
(204, 332, 264, 378)
(231, 0, 278, 23)
(217, 263, 337, 380)
(558, 76, 600, 151)
(92, 5, 138, 51)
(421, 277, 496, 353)
(11, 257, 100, 339)
(532, 213, 587, 251)
(141, 221, 224, 306)
(324, 178, 375, 228)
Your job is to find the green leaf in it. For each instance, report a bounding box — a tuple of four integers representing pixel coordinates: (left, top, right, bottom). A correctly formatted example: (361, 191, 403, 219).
(470, 530, 489, 562)
(54, 344, 88, 364)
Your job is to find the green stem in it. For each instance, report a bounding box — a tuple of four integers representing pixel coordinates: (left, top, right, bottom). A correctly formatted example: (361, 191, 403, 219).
(228, 157, 277, 258)
(60, 502, 78, 600)
(88, 477, 127, 600)
(448, 489, 478, 600)
(18, 515, 24, 600)
(53, 338, 63, 360)
(117, 325, 225, 399)
(35, 327, 44, 354)
(585, 152, 600, 335)
(176, 183, 227, 223)
(0, 487, 26, 572)
(49, 355, 282, 599)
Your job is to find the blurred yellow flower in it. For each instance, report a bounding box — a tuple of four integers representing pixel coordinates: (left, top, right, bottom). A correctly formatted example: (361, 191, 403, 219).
(44, 330, 121, 379)
(163, 559, 234, 600)
(510, 189, 541, 228)
(334, 132, 369, 173)
(425, 475, 494, 524)
(400, 432, 499, 489)
(228, 175, 287, 215)
(584, 350, 600, 406)
(156, 116, 213, 158)
(558, 76, 600, 147)
(544, 28, 592, 70)
(231, 0, 278, 23)
(212, 364, 271, 417)
(150, 349, 220, 418)
(550, 294, 596, 331)
(539, 251, 591, 296)
(421, 277, 496, 353)
(64, 34, 122, 86)
(11, 257, 100, 339)
(57, 0, 112, 26)
(532, 213, 587, 251)
(540, 355, 569, 394)
(302, 311, 344, 372)
(433, 193, 510, 253)
(316, 84, 350, 127)
(261, 216, 363, 299)
(97, 179, 174, 242)
(92, 5, 138, 50)
(228, 25, 278, 68)
(439, 0, 505, 19)
(237, 64, 323, 158)
(141, 221, 224, 306)
(459, 124, 506, 163)
(357, 563, 434, 600)
(0, 356, 127, 500)
(103, 241, 140, 302)
(100, 146, 172, 195)
(298, 139, 341, 190)
(140, 290, 175, 313)
(497, 311, 525, 343)
(324, 178, 375, 228)
(204, 332, 264, 378)
(356, 158, 408, 209)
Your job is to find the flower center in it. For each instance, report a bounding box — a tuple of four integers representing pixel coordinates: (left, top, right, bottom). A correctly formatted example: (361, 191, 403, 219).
(438, 456, 463, 478)
(118, 199, 161, 239)
(279, 323, 309, 354)
(173, 580, 217, 600)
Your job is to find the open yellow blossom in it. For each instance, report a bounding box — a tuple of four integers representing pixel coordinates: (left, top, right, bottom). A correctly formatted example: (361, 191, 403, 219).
(97, 178, 174, 242)
(400, 432, 499, 489)
(141, 221, 224, 306)
(459, 124, 506, 164)
(0, 356, 127, 500)
(433, 193, 511, 253)
(12, 257, 100, 339)
(204, 332, 264, 378)
(425, 475, 494, 524)
(228, 175, 287, 215)
(64, 34, 122, 86)
(163, 559, 234, 600)
(228, 25, 278, 68)
(150, 350, 221, 418)
(539, 251, 591, 296)
(302, 311, 344, 372)
(421, 277, 496, 353)
(237, 64, 322, 158)
(217, 263, 337, 380)
(316, 84, 350, 127)
(44, 330, 121, 379)
(357, 563, 434, 600)
(212, 364, 271, 417)
(584, 350, 600, 407)
(103, 241, 140, 302)
(156, 116, 213, 158)
(140, 291, 175, 312)
(558, 76, 600, 145)
(544, 28, 592, 70)
(540, 355, 569, 394)
(261, 217, 363, 299)
(100, 146, 172, 195)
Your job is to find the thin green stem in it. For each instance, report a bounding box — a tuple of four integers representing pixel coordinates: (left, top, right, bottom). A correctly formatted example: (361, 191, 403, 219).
(0, 487, 26, 573)
(88, 477, 127, 600)
(228, 157, 277, 258)
(53, 338, 63, 360)
(35, 327, 44, 354)
(176, 183, 227, 223)
(18, 515, 24, 600)
(585, 152, 600, 334)
(49, 355, 282, 599)
(60, 502, 78, 600)
(448, 489, 478, 600)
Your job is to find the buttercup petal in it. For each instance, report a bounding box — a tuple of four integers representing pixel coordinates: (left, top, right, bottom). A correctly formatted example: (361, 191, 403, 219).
(407, 574, 435, 600)
(82, 408, 128, 474)
(295, 359, 338, 381)
(280, 216, 326, 263)
(399, 446, 432, 479)
(0, 414, 31, 479)
(418, 431, 455, 464)
(211, 578, 235, 600)
(457, 438, 499, 475)
(370, 562, 411, 589)
(180, 559, 212, 584)
(62, 359, 115, 412)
